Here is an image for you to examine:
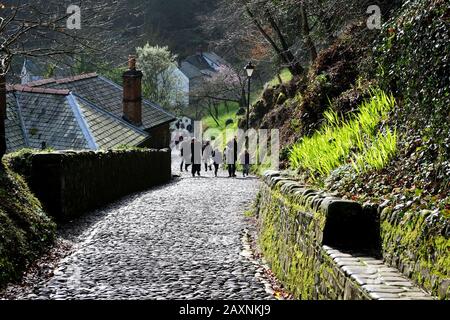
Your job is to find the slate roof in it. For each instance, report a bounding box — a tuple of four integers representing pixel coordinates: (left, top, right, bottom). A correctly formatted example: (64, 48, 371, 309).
(27, 73, 176, 130)
(5, 94, 27, 152)
(4, 83, 151, 152)
(202, 52, 227, 67)
(180, 61, 203, 80)
(21, 59, 74, 80)
(26, 93, 90, 150)
(179, 52, 228, 82)
(8, 89, 90, 151)
(23, 59, 45, 76)
(75, 97, 149, 150)
(184, 54, 215, 72)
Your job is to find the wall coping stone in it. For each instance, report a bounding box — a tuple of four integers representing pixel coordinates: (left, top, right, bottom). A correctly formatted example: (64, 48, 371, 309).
(322, 246, 434, 300)
(262, 170, 377, 251)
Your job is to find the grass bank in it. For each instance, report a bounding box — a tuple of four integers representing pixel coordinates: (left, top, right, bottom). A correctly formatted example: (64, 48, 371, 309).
(289, 89, 397, 181)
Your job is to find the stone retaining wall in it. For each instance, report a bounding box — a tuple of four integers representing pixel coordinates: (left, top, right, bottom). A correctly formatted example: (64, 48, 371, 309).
(256, 171, 434, 300)
(27, 149, 171, 221)
(380, 207, 449, 299)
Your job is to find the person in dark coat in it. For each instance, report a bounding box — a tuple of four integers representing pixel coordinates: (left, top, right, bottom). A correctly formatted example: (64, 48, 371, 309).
(241, 149, 251, 177)
(226, 137, 238, 177)
(191, 138, 202, 177)
(177, 136, 185, 172)
(233, 137, 238, 176)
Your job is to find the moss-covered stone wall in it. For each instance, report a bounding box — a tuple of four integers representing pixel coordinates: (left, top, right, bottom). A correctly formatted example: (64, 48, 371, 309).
(257, 186, 370, 299)
(256, 171, 375, 299)
(256, 171, 437, 300)
(380, 207, 449, 299)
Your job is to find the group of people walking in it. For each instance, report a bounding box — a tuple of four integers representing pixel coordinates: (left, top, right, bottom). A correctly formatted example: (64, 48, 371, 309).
(176, 136, 251, 178)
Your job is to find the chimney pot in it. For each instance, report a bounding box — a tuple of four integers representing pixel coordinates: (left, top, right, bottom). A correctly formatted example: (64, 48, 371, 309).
(128, 55, 137, 70)
(122, 56, 143, 126)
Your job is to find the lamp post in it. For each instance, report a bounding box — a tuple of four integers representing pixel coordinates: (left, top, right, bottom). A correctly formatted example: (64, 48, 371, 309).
(0, 71, 6, 158)
(244, 62, 255, 132)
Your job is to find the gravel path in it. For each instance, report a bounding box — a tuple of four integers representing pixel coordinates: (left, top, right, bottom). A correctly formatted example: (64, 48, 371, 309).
(7, 158, 275, 300)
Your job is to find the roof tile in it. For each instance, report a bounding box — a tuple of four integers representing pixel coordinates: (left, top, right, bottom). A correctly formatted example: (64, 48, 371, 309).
(35, 75, 175, 129)
(7, 84, 69, 95)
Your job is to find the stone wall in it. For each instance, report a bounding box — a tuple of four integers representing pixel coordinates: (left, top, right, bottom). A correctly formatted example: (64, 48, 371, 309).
(27, 149, 171, 221)
(256, 171, 434, 300)
(380, 207, 449, 299)
(145, 123, 171, 149)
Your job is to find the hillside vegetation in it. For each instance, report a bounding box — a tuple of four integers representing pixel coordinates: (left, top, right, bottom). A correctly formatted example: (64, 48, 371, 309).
(246, 0, 449, 195)
(289, 89, 397, 179)
(242, 0, 449, 297)
(0, 153, 56, 288)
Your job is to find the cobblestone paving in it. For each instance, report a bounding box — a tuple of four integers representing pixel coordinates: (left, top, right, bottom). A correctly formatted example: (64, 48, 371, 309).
(18, 159, 274, 300)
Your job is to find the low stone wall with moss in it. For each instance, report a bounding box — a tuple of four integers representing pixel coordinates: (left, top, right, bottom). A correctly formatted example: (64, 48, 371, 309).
(256, 171, 377, 299)
(255, 171, 436, 300)
(8, 148, 171, 221)
(380, 207, 449, 299)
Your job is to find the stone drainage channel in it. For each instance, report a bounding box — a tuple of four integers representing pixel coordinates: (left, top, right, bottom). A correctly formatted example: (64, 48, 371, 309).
(1, 163, 289, 300)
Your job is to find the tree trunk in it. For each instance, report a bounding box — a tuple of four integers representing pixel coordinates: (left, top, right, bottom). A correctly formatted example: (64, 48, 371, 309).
(299, 3, 317, 62)
(0, 72, 6, 159)
(207, 99, 221, 127)
(245, 6, 303, 76)
(265, 9, 304, 75)
(214, 101, 219, 119)
(316, 3, 335, 44)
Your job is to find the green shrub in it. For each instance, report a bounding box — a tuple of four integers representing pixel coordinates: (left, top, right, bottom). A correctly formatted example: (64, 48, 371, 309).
(352, 129, 397, 172)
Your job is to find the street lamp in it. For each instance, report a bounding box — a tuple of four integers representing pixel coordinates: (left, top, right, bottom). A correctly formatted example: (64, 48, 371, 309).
(244, 62, 255, 132)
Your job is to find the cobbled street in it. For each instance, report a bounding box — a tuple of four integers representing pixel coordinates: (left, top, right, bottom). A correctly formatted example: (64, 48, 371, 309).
(9, 157, 275, 300)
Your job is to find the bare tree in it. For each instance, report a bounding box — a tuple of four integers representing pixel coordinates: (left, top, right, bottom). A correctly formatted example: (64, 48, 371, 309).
(203, 0, 395, 77)
(190, 63, 250, 124)
(192, 65, 246, 104)
(203, 0, 308, 76)
(0, 0, 144, 158)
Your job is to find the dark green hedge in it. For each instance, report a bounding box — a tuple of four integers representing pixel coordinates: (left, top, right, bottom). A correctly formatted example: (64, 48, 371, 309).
(375, 0, 450, 147)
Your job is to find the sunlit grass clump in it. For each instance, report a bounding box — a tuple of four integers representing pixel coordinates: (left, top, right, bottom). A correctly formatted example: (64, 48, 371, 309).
(289, 89, 397, 178)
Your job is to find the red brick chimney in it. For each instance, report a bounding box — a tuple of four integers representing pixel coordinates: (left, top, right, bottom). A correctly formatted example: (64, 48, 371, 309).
(122, 55, 143, 126)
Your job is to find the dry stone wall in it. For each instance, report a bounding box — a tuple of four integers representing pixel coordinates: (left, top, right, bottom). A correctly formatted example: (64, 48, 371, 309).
(256, 171, 435, 300)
